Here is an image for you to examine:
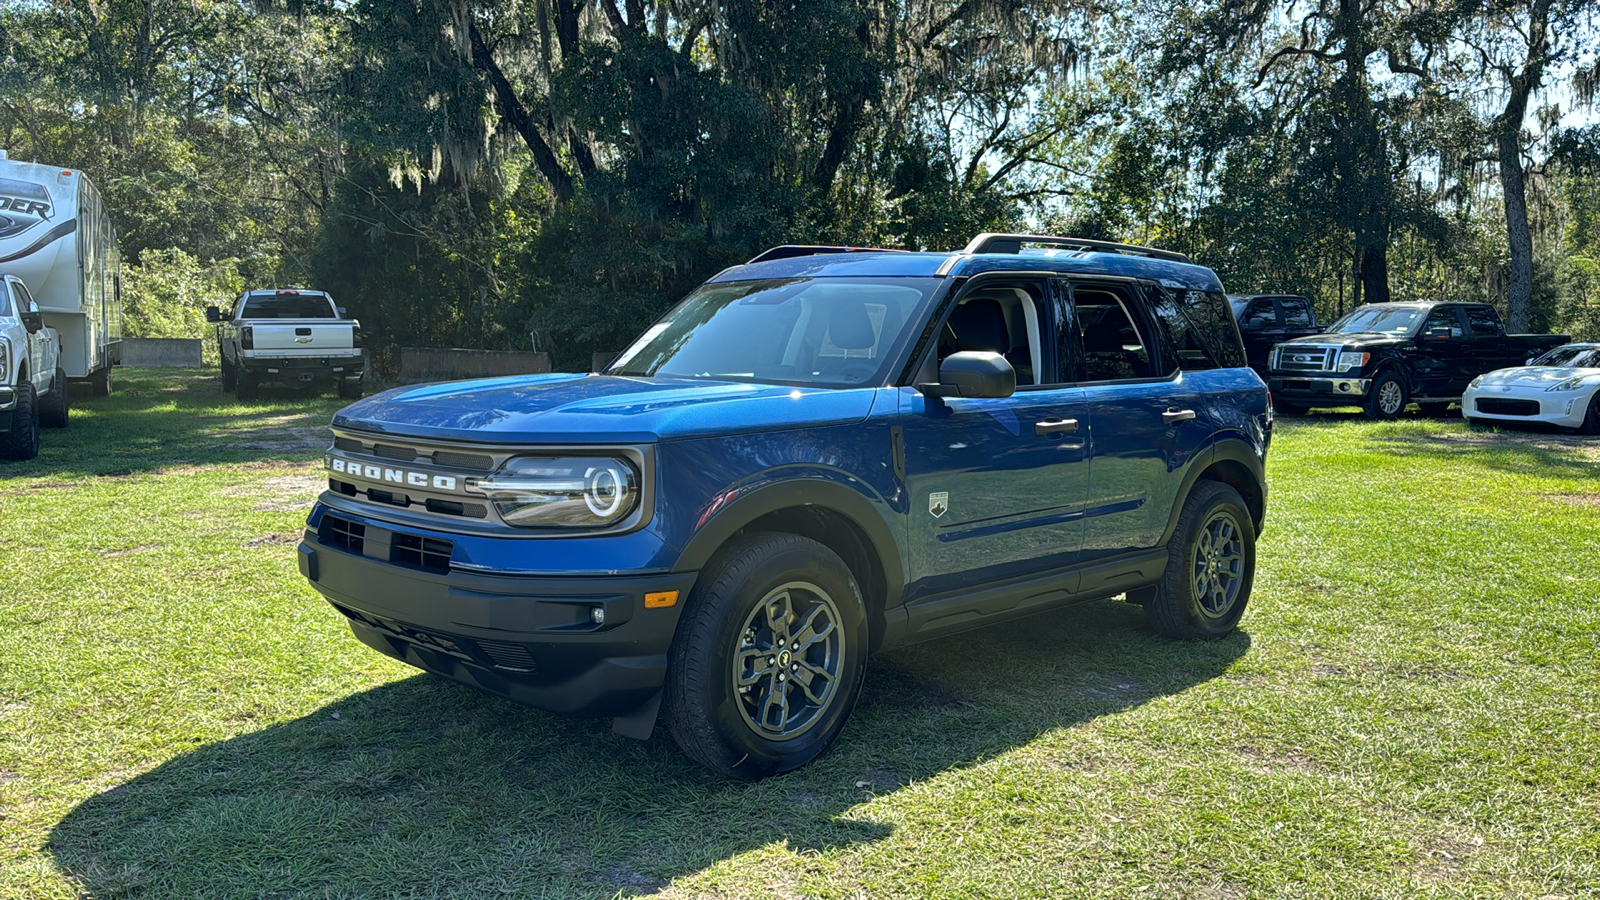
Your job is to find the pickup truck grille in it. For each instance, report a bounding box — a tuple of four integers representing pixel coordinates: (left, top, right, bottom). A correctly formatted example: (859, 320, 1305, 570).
(1272, 345, 1340, 373)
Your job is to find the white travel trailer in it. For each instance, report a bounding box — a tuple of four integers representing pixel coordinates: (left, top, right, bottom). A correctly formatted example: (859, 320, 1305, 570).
(0, 151, 121, 394)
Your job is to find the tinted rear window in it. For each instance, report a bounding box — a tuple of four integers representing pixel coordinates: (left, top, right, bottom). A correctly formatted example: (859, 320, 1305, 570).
(1149, 287, 1247, 370)
(241, 293, 336, 318)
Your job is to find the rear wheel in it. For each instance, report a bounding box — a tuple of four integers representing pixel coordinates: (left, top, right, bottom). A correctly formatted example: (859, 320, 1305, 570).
(1417, 402, 1454, 418)
(0, 382, 40, 461)
(664, 532, 868, 779)
(337, 379, 363, 400)
(39, 368, 69, 428)
(1146, 481, 1255, 639)
(1364, 371, 1408, 420)
(221, 358, 237, 392)
(89, 366, 112, 397)
(236, 373, 260, 401)
(1274, 400, 1308, 417)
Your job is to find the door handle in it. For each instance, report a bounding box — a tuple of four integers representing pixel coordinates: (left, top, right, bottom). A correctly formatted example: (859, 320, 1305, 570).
(1162, 409, 1196, 424)
(1035, 418, 1079, 436)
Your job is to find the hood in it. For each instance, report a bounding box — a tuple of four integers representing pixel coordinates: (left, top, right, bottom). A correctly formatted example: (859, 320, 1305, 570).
(331, 373, 880, 444)
(1473, 366, 1600, 388)
(1279, 332, 1407, 351)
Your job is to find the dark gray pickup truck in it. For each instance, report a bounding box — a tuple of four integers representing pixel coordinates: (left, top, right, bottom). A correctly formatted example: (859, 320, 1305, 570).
(1267, 302, 1569, 419)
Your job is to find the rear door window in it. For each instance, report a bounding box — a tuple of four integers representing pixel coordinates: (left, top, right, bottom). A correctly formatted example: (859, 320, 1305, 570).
(1279, 297, 1314, 328)
(1064, 282, 1168, 380)
(1464, 306, 1503, 337)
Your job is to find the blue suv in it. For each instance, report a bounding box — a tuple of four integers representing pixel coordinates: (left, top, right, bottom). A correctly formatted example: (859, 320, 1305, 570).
(297, 233, 1272, 778)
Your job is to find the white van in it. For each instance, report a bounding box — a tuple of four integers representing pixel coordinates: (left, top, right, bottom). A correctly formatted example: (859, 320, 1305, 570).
(0, 151, 122, 395)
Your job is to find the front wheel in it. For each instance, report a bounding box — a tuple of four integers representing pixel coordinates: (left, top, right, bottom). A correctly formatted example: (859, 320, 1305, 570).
(1274, 400, 1309, 417)
(1577, 393, 1600, 436)
(0, 381, 40, 460)
(1364, 371, 1408, 420)
(1146, 481, 1256, 639)
(664, 533, 868, 779)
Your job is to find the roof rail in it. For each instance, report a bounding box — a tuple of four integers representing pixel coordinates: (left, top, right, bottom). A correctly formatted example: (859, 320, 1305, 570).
(961, 233, 1192, 265)
(746, 245, 904, 264)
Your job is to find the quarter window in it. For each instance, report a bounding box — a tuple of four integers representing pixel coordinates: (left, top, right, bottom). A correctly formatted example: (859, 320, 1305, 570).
(1150, 286, 1246, 371)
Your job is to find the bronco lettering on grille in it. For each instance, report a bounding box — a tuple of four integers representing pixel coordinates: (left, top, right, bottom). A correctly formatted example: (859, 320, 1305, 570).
(328, 456, 458, 491)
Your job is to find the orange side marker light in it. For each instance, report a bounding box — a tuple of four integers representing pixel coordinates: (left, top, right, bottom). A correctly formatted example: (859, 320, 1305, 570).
(644, 591, 679, 609)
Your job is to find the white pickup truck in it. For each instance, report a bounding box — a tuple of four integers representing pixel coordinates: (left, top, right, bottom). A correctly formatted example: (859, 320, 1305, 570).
(1, 274, 69, 460)
(207, 289, 365, 400)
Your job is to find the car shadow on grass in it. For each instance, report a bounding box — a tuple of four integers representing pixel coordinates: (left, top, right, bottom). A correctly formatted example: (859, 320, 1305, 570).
(47, 600, 1249, 898)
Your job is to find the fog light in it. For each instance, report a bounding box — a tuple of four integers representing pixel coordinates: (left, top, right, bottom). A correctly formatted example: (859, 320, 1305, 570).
(589, 606, 606, 625)
(1337, 382, 1350, 393)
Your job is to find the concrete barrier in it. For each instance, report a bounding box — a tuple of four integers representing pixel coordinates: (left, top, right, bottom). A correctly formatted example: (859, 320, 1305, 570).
(399, 348, 551, 383)
(119, 338, 205, 367)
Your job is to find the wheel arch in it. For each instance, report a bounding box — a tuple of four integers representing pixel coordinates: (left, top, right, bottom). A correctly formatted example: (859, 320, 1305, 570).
(672, 480, 904, 653)
(1159, 439, 1266, 545)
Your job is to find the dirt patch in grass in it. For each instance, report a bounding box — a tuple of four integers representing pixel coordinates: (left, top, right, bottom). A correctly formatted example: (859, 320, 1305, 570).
(1415, 833, 1486, 882)
(1540, 492, 1600, 508)
(100, 545, 158, 558)
(243, 532, 301, 549)
(251, 473, 326, 511)
(1235, 746, 1326, 778)
(1372, 429, 1600, 459)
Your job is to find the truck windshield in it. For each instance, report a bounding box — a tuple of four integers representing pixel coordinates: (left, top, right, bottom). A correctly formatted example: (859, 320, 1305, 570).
(1327, 305, 1426, 336)
(0, 288, 9, 317)
(1531, 345, 1600, 368)
(607, 277, 942, 387)
(240, 293, 336, 319)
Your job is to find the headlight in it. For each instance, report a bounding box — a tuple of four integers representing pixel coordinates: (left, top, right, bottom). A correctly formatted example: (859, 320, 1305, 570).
(1468, 374, 1484, 389)
(476, 456, 641, 528)
(0, 339, 8, 383)
(1336, 351, 1369, 372)
(1546, 377, 1595, 392)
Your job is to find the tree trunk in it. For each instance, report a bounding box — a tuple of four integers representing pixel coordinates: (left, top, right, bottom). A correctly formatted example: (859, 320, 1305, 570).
(467, 22, 575, 202)
(1498, 129, 1534, 332)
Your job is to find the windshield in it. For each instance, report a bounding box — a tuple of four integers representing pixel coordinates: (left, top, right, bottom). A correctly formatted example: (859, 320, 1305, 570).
(608, 277, 942, 387)
(1327, 305, 1426, 336)
(1531, 345, 1600, 368)
(0, 286, 10, 318)
(240, 292, 336, 319)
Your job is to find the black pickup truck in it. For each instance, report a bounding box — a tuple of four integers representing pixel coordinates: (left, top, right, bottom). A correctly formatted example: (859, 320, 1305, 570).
(1267, 302, 1569, 419)
(1228, 294, 1320, 376)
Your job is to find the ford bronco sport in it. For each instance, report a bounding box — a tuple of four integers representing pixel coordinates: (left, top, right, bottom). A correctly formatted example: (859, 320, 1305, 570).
(297, 233, 1272, 778)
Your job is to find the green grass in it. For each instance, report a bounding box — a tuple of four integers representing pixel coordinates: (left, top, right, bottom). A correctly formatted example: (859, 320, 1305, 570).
(3, 372, 1598, 898)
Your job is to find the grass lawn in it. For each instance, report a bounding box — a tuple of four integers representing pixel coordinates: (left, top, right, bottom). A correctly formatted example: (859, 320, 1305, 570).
(2, 369, 1598, 898)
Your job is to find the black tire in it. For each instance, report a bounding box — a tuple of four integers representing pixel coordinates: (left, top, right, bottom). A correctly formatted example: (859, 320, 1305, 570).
(1577, 393, 1600, 436)
(0, 381, 40, 461)
(1418, 402, 1455, 418)
(1464, 415, 1487, 428)
(1146, 481, 1256, 639)
(337, 379, 363, 400)
(1274, 400, 1309, 417)
(1364, 371, 1408, 420)
(221, 358, 237, 392)
(664, 532, 868, 779)
(39, 367, 69, 428)
(236, 373, 260, 401)
(89, 366, 112, 397)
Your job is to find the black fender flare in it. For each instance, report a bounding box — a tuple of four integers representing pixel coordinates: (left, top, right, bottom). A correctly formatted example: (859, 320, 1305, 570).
(1158, 438, 1267, 545)
(670, 477, 906, 608)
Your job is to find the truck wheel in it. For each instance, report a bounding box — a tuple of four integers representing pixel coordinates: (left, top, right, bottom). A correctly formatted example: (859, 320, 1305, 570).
(1364, 372, 1408, 420)
(89, 366, 112, 397)
(39, 367, 69, 428)
(338, 379, 363, 400)
(221, 359, 237, 392)
(1418, 402, 1454, 418)
(1577, 393, 1600, 436)
(1146, 481, 1255, 640)
(0, 382, 40, 461)
(236, 373, 260, 401)
(664, 532, 868, 779)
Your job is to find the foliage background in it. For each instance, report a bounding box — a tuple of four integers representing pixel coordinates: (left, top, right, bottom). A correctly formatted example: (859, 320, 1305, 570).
(1, 0, 1596, 371)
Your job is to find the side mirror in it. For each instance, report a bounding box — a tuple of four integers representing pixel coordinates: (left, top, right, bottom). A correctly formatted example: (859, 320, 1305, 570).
(205, 305, 223, 323)
(1242, 318, 1263, 331)
(1526, 357, 1537, 366)
(20, 311, 42, 333)
(337, 306, 349, 318)
(919, 351, 1016, 399)
(1422, 326, 1453, 340)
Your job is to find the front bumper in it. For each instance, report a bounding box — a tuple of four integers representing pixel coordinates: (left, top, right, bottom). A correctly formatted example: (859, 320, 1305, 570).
(298, 525, 696, 720)
(1462, 386, 1591, 428)
(1268, 376, 1370, 403)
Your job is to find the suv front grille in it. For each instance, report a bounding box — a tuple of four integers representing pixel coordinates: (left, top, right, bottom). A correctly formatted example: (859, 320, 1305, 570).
(391, 532, 453, 571)
(320, 514, 365, 554)
(1273, 345, 1339, 373)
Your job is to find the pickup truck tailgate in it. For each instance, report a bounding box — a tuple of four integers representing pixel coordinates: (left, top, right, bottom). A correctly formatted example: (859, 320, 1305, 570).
(250, 320, 357, 355)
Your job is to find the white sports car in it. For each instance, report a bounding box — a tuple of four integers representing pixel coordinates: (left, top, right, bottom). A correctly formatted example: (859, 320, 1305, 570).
(1462, 342, 1600, 434)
